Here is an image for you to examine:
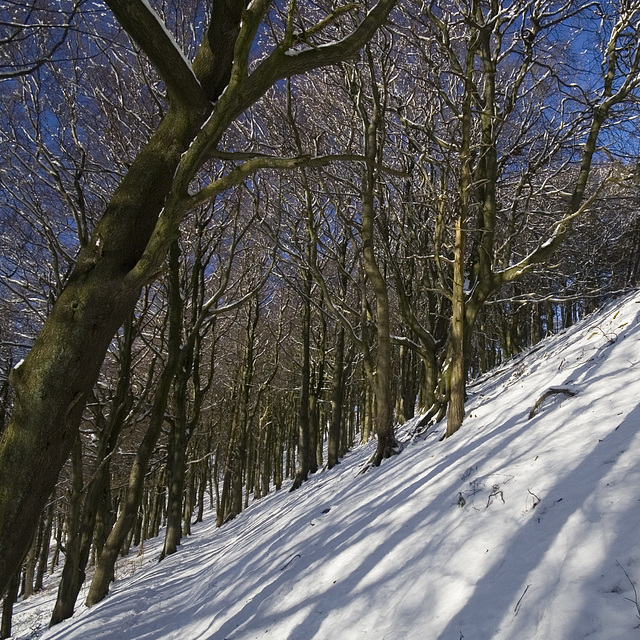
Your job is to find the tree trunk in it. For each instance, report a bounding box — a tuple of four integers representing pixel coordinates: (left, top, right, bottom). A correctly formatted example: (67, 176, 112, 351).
(308, 388, 319, 474)
(195, 452, 209, 523)
(292, 275, 312, 490)
(21, 527, 39, 599)
(445, 28, 476, 438)
(0, 573, 19, 640)
(274, 420, 284, 491)
(183, 464, 195, 535)
(360, 96, 397, 466)
(34, 499, 54, 592)
(161, 255, 197, 559)
(397, 345, 416, 424)
(160, 417, 187, 559)
(361, 382, 373, 444)
(49, 515, 62, 575)
(49, 436, 84, 625)
(328, 326, 345, 469)
(94, 482, 114, 564)
(310, 343, 325, 472)
(446, 213, 467, 438)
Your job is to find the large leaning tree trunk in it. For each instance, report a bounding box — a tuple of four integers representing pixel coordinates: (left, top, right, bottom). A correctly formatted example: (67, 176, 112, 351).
(0, 0, 399, 595)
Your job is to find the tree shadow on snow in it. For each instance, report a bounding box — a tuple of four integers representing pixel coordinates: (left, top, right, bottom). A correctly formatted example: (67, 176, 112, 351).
(436, 401, 640, 640)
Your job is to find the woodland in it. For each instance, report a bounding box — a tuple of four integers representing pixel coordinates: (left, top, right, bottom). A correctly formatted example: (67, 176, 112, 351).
(1, 0, 640, 635)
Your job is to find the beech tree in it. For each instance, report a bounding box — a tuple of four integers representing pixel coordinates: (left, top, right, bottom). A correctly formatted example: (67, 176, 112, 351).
(444, 0, 640, 436)
(0, 0, 399, 596)
(385, 0, 640, 437)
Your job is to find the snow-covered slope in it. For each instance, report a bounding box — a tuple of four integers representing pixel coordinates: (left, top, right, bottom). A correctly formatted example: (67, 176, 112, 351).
(17, 291, 640, 639)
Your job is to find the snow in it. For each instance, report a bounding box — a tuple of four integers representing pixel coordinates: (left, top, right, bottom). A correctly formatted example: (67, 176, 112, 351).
(12, 290, 640, 639)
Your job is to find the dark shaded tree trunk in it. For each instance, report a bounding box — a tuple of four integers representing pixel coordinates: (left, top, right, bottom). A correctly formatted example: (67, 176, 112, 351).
(0, 573, 19, 640)
(34, 498, 54, 592)
(359, 70, 398, 466)
(328, 326, 345, 469)
(292, 275, 312, 490)
(49, 436, 83, 624)
(309, 310, 326, 472)
(160, 414, 188, 559)
(21, 527, 39, 599)
(49, 514, 63, 575)
(195, 442, 211, 523)
(397, 345, 416, 424)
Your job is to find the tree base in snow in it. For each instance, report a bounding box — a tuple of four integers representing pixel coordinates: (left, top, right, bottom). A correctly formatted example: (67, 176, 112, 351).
(358, 436, 403, 475)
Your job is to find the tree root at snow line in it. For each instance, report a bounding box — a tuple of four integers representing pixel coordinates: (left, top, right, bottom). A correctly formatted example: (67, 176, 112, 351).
(408, 403, 447, 440)
(357, 437, 403, 476)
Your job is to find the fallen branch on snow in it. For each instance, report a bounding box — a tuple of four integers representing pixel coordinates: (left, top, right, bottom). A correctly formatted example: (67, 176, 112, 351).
(528, 386, 578, 420)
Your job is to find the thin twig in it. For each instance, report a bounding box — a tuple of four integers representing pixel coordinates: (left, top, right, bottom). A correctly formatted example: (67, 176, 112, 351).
(514, 584, 531, 615)
(617, 560, 640, 619)
(528, 489, 541, 508)
(281, 553, 301, 571)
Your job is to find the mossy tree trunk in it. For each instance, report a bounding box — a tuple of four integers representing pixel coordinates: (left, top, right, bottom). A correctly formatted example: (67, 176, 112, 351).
(357, 48, 399, 466)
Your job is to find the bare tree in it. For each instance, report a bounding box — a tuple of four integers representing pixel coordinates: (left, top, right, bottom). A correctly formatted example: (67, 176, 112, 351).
(0, 0, 399, 595)
(388, 0, 640, 436)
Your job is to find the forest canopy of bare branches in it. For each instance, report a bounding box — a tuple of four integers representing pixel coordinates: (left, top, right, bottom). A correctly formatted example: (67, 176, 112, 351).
(2, 0, 640, 631)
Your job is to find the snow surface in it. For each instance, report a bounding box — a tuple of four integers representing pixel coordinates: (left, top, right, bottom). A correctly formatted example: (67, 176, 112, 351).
(12, 290, 640, 639)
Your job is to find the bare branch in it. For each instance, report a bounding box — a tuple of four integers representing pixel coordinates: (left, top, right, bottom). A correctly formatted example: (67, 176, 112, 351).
(104, 0, 207, 107)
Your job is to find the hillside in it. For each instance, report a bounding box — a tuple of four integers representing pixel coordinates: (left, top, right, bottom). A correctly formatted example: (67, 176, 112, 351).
(14, 290, 640, 639)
